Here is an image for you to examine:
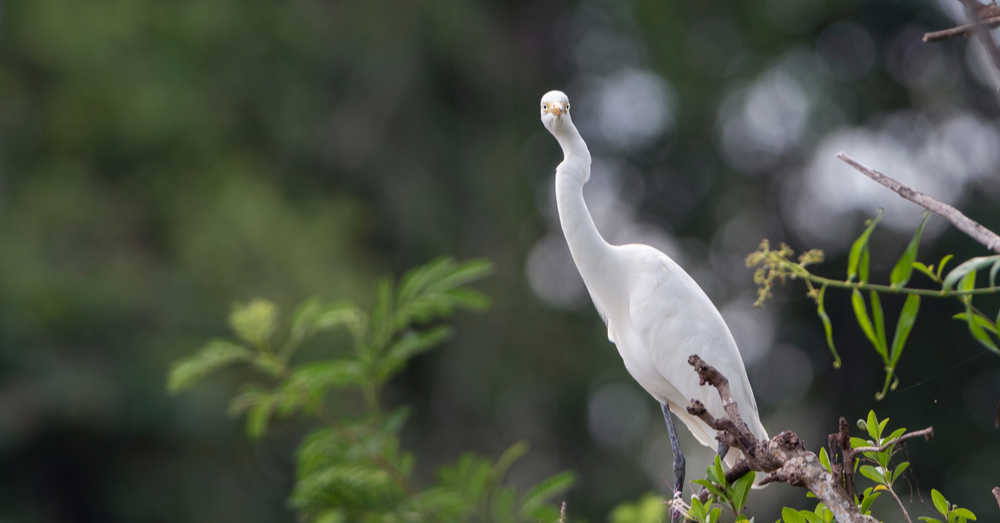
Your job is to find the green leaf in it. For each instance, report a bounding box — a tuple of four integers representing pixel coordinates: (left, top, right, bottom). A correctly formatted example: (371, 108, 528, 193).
(782, 506, 806, 523)
(708, 507, 722, 523)
(891, 211, 930, 288)
(285, 360, 365, 396)
(943, 256, 1000, 291)
(289, 464, 402, 510)
(847, 210, 883, 282)
(991, 259, 1000, 288)
(871, 292, 888, 362)
(311, 302, 367, 340)
(859, 246, 871, 283)
(937, 254, 955, 279)
(690, 497, 708, 521)
(852, 290, 884, 358)
(931, 489, 949, 516)
(816, 285, 841, 369)
(891, 462, 910, 483)
(289, 297, 322, 341)
(714, 455, 727, 489)
(733, 471, 755, 511)
(849, 437, 871, 449)
(518, 471, 576, 517)
(860, 492, 881, 514)
(883, 427, 905, 443)
(953, 313, 998, 335)
(953, 508, 977, 521)
(859, 465, 885, 484)
(890, 295, 921, 366)
(867, 411, 880, 440)
(919, 518, 944, 523)
(692, 479, 726, 498)
(962, 295, 1000, 354)
(246, 393, 279, 439)
(913, 262, 937, 281)
(228, 299, 279, 349)
(167, 340, 254, 393)
(493, 441, 529, 481)
(376, 325, 454, 381)
(819, 447, 831, 473)
(800, 511, 824, 523)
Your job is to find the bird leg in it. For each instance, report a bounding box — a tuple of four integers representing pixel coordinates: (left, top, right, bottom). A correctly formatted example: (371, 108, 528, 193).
(661, 404, 686, 502)
(717, 441, 730, 461)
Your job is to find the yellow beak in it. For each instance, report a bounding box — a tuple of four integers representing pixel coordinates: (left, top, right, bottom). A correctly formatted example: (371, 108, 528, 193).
(549, 105, 562, 117)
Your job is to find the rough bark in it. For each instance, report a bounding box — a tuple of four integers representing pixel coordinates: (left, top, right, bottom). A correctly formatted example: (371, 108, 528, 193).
(685, 355, 934, 523)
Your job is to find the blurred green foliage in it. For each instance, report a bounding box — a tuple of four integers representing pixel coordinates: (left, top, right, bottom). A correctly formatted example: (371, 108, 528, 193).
(168, 257, 576, 522)
(2, 0, 1000, 521)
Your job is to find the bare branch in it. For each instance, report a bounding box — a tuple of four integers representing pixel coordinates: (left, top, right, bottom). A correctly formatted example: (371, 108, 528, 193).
(837, 152, 1000, 253)
(924, 15, 1000, 42)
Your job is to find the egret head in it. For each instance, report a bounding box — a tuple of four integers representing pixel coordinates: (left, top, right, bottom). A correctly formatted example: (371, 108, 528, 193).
(540, 90, 572, 132)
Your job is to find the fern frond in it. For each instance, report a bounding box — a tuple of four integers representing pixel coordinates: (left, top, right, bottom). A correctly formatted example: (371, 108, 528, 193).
(167, 340, 254, 393)
(290, 464, 403, 511)
(517, 471, 576, 519)
(286, 360, 365, 396)
(375, 326, 453, 381)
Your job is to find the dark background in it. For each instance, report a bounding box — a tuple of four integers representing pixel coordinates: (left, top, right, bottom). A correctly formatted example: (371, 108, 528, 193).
(0, 0, 998, 521)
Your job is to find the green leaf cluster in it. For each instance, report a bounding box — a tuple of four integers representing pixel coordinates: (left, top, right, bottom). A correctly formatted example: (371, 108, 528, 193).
(852, 411, 908, 493)
(746, 210, 1000, 400)
(686, 456, 755, 522)
(167, 258, 576, 522)
(918, 489, 977, 523)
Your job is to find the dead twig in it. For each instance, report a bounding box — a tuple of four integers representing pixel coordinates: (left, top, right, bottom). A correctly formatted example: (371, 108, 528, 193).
(924, 15, 1000, 42)
(836, 152, 1000, 253)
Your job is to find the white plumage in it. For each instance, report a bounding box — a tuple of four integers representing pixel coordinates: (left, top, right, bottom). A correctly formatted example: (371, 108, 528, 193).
(539, 90, 767, 474)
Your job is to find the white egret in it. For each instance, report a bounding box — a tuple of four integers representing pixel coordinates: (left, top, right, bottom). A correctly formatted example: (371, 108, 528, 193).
(539, 90, 767, 498)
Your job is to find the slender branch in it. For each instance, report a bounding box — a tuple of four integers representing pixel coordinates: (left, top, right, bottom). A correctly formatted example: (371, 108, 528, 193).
(850, 427, 935, 454)
(837, 152, 1000, 253)
(886, 486, 914, 523)
(924, 15, 1000, 42)
(798, 273, 1000, 297)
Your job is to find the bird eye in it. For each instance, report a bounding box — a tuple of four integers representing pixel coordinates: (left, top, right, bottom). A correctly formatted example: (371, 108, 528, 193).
(542, 103, 548, 110)
(565, 103, 570, 111)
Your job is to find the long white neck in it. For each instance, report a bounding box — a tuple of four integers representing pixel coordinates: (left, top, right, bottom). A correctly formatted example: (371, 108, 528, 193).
(550, 120, 614, 285)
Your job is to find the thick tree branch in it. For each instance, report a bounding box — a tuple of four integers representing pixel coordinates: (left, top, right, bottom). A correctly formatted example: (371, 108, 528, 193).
(924, 15, 1000, 42)
(682, 355, 935, 523)
(836, 152, 1000, 253)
